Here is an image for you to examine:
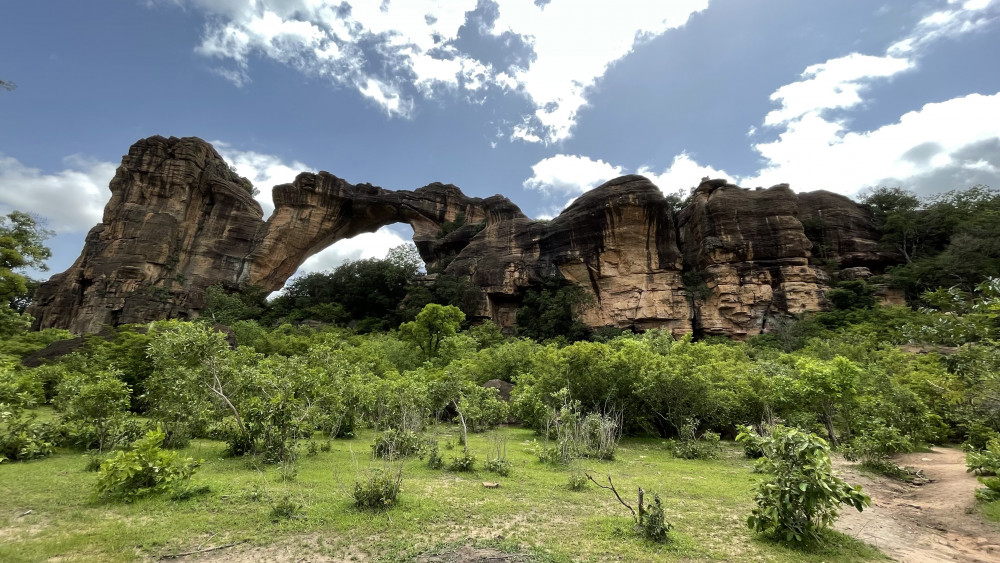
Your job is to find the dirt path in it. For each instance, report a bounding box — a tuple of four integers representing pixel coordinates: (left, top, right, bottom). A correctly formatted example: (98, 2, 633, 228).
(834, 447, 1000, 562)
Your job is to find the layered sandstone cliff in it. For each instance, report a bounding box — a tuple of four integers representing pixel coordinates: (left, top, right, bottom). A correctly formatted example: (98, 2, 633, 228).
(29, 136, 894, 337)
(29, 136, 263, 334)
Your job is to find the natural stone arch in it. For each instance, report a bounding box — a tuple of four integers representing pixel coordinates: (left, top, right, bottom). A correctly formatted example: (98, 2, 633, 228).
(28, 135, 895, 337)
(244, 173, 495, 292)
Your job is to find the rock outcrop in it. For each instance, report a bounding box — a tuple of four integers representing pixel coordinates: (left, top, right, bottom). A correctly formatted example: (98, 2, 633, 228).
(29, 137, 264, 334)
(29, 136, 895, 337)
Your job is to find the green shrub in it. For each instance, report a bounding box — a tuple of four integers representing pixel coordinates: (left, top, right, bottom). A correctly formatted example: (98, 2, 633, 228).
(55, 371, 133, 452)
(526, 439, 560, 465)
(352, 466, 403, 511)
(976, 476, 1000, 502)
(966, 438, 1000, 476)
(843, 424, 913, 479)
(484, 458, 512, 477)
(269, 495, 304, 521)
(668, 420, 721, 460)
(0, 411, 53, 462)
(84, 452, 106, 472)
(422, 441, 444, 469)
(449, 451, 477, 472)
(95, 429, 201, 501)
(567, 469, 588, 491)
(747, 426, 869, 543)
(371, 428, 423, 460)
(963, 423, 1000, 452)
(735, 425, 767, 458)
(640, 492, 671, 543)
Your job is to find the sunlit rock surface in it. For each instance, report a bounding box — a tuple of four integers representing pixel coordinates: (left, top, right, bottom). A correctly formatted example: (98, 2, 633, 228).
(30, 136, 894, 337)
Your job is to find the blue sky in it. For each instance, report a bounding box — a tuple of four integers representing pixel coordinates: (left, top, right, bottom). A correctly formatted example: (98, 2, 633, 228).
(2, 0, 999, 280)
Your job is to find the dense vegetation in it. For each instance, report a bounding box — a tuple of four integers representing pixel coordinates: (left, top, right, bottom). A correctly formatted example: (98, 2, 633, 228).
(2, 184, 1000, 560)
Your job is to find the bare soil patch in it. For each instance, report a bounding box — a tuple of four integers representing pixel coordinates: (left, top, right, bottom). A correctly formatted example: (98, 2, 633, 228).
(835, 447, 1000, 562)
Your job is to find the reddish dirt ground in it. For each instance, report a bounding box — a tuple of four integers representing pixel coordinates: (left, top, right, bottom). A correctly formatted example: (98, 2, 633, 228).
(835, 447, 1000, 563)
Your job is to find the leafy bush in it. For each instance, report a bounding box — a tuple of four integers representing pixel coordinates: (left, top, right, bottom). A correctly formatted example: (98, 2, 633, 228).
(483, 458, 511, 476)
(270, 495, 304, 521)
(640, 493, 671, 543)
(735, 425, 767, 458)
(371, 428, 424, 460)
(95, 429, 201, 501)
(842, 423, 913, 478)
(965, 424, 1000, 453)
(966, 438, 1000, 476)
(667, 419, 721, 460)
(976, 476, 1000, 502)
(84, 452, 106, 472)
(456, 384, 509, 433)
(352, 466, 403, 511)
(568, 469, 588, 491)
(449, 451, 477, 472)
(422, 441, 444, 469)
(55, 371, 133, 452)
(526, 439, 560, 465)
(0, 410, 53, 462)
(747, 426, 869, 543)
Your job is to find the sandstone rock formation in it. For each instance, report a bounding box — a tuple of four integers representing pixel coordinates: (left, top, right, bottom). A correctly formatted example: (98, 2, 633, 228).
(29, 136, 894, 338)
(30, 136, 264, 334)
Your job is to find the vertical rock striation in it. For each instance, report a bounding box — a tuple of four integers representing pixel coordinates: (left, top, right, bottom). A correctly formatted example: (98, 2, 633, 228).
(29, 136, 263, 333)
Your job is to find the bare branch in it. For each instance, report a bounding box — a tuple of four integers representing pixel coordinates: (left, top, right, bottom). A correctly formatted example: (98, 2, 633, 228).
(585, 472, 636, 523)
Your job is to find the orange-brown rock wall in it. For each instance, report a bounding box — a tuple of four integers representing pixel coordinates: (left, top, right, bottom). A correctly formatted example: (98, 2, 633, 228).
(29, 136, 895, 338)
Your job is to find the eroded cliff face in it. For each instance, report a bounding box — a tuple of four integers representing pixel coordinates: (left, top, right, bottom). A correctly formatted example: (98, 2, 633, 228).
(678, 180, 823, 337)
(29, 136, 263, 334)
(29, 136, 893, 337)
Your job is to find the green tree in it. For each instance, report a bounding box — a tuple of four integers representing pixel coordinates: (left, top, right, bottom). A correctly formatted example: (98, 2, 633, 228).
(515, 278, 592, 341)
(859, 186, 920, 229)
(266, 243, 423, 328)
(202, 284, 266, 325)
(56, 371, 132, 453)
(398, 303, 465, 359)
(793, 356, 863, 446)
(0, 211, 52, 305)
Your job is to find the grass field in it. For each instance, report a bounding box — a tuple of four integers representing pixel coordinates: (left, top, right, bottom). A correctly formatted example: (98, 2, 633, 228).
(0, 425, 885, 562)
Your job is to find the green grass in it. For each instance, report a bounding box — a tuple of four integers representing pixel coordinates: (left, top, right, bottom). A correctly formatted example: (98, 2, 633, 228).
(981, 499, 1000, 523)
(0, 426, 885, 562)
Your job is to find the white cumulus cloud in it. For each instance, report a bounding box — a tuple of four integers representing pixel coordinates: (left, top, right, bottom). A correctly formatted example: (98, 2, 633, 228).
(744, 92, 1000, 195)
(0, 154, 115, 234)
(744, 0, 1000, 196)
(212, 141, 313, 216)
(522, 151, 732, 218)
(763, 54, 914, 127)
(490, 0, 709, 143)
(164, 0, 708, 142)
(523, 154, 624, 195)
(638, 153, 732, 194)
(298, 225, 412, 275)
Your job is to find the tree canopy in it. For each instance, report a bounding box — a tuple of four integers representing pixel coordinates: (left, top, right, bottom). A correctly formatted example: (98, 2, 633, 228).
(861, 185, 1000, 298)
